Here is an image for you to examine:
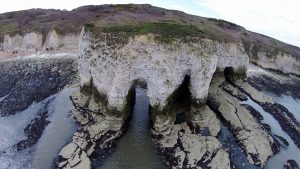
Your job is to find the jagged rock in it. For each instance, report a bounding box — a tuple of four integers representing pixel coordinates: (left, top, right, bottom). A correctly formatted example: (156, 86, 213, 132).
(58, 142, 91, 169)
(79, 32, 249, 111)
(208, 74, 274, 167)
(57, 88, 126, 169)
(247, 68, 300, 100)
(284, 160, 299, 169)
(153, 122, 230, 169)
(235, 80, 300, 148)
(59, 143, 79, 159)
(275, 134, 289, 147)
(222, 83, 248, 101)
(189, 105, 220, 136)
(235, 79, 275, 104)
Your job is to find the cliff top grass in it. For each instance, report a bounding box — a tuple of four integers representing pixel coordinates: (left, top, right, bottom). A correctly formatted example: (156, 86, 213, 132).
(85, 22, 209, 45)
(0, 4, 299, 59)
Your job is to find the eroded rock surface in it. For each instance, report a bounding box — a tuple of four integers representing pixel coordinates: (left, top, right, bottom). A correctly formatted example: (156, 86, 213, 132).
(234, 79, 300, 148)
(57, 86, 132, 169)
(1, 4, 300, 169)
(284, 160, 300, 169)
(0, 57, 78, 116)
(208, 74, 276, 167)
(152, 122, 230, 169)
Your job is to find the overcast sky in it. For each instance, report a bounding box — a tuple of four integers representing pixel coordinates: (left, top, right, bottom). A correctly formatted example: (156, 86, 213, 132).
(0, 0, 299, 47)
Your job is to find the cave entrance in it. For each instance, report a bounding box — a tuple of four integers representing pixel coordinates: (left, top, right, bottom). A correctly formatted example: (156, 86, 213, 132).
(167, 75, 192, 124)
(224, 66, 247, 82)
(98, 79, 167, 169)
(224, 67, 235, 82)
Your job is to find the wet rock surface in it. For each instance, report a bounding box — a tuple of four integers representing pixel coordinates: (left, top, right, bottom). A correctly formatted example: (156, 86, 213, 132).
(152, 122, 230, 169)
(13, 109, 50, 151)
(188, 105, 220, 137)
(260, 103, 300, 148)
(0, 57, 78, 116)
(0, 49, 299, 169)
(208, 74, 276, 167)
(235, 79, 300, 149)
(284, 160, 299, 169)
(247, 73, 300, 100)
(0, 56, 79, 169)
(57, 88, 129, 169)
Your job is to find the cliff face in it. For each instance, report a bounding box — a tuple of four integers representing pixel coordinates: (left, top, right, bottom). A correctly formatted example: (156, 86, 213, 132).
(0, 4, 299, 169)
(79, 32, 248, 111)
(250, 51, 300, 75)
(0, 4, 299, 75)
(0, 30, 80, 60)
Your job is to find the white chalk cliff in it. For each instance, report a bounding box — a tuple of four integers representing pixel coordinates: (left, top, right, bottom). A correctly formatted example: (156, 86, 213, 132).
(1, 4, 300, 169)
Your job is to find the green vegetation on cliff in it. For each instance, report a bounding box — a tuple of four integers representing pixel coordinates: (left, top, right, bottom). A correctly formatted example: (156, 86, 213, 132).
(85, 22, 207, 45)
(0, 4, 299, 59)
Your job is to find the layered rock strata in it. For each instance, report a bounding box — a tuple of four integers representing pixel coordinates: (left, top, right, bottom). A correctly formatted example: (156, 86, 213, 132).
(152, 105, 231, 169)
(57, 28, 250, 168)
(207, 73, 276, 167)
(0, 30, 81, 61)
(57, 84, 135, 169)
(233, 78, 300, 149)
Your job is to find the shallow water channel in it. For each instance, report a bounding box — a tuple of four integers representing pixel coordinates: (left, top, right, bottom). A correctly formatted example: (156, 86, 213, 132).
(97, 87, 167, 169)
(242, 97, 300, 169)
(0, 87, 79, 169)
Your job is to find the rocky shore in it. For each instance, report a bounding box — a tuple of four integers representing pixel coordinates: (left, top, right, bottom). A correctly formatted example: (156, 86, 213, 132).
(0, 4, 299, 169)
(0, 57, 78, 117)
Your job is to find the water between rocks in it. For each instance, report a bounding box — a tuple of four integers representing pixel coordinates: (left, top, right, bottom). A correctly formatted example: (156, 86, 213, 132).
(243, 97, 300, 169)
(0, 87, 79, 169)
(1, 82, 299, 169)
(96, 87, 167, 169)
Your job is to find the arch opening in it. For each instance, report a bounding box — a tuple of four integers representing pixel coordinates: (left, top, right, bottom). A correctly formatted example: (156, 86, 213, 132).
(224, 67, 235, 82)
(97, 80, 167, 169)
(164, 75, 193, 124)
(224, 66, 247, 82)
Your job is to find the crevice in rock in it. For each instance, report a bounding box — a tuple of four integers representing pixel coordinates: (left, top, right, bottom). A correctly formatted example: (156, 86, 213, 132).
(162, 74, 192, 124)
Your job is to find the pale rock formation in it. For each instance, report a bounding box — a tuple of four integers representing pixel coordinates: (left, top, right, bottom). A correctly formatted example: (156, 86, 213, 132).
(0, 30, 81, 60)
(208, 74, 275, 166)
(222, 82, 248, 101)
(153, 122, 231, 169)
(57, 89, 125, 169)
(188, 105, 220, 136)
(44, 30, 79, 51)
(78, 32, 249, 111)
(3, 32, 43, 52)
(3, 34, 24, 50)
(251, 51, 300, 76)
(234, 79, 300, 148)
(235, 79, 275, 104)
(22, 32, 43, 49)
(60, 31, 249, 169)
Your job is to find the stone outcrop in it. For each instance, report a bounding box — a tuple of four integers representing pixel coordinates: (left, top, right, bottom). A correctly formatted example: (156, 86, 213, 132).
(284, 160, 299, 169)
(188, 105, 220, 136)
(0, 4, 299, 169)
(250, 50, 300, 76)
(56, 27, 250, 168)
(152, 122, 230, 169)
(0, 30, 81, 60)
(234, 77, 300, 149)
(79, 32, 248, 112)
(207, 74, 276, 166)
(57, 83, 135, 169)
